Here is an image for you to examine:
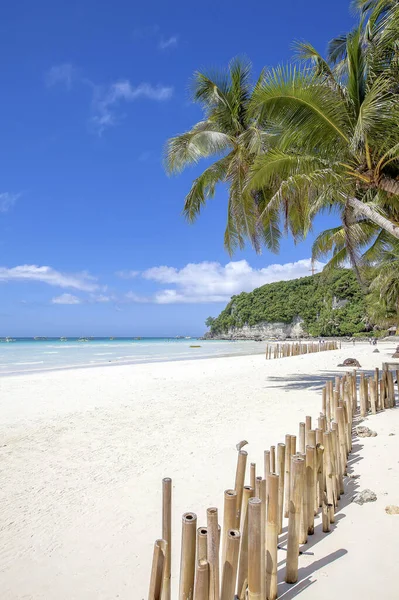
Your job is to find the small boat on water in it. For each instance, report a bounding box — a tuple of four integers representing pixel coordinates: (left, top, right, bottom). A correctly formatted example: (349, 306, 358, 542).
(34, 336, 48, 341)
(1, 337, 16, 343)
(109, 337, 115, 340)
(60, 337, 68, 342)
(78, 337, 90, 342)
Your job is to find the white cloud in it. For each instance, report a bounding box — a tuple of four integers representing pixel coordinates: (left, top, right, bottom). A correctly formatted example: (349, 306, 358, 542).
(0, 265, 99, 291)
(45, 63, 76, 89)
(52, 293, 81, 305)
(90, 294, 112, 303)
(159, 36, 178, 50)
(115, 270, 140, 279)
(91, 80, 173, 133)
(140, 259, 325, 304)
(125, 291, 150, 303)
(0, 192, 20, 213)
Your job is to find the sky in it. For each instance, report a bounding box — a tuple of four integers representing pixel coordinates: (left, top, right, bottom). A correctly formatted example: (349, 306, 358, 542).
(0, 0, 355, 337)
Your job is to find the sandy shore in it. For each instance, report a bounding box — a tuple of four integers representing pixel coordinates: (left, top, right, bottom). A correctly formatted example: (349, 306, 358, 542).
(0, 342, 398, 599)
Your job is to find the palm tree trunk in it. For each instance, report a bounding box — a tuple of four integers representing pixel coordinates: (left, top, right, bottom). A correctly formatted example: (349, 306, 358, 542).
(378, 176, 399, 196)
(346, 197, 399, 239)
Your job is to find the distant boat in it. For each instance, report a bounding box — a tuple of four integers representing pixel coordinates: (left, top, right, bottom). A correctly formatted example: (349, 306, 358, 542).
(133, 337, 141, 340)
(78, 337, 90, 342)
(34, 336, 48, 340)
(110, 337, 115, 340)
(185, 336, 191, 339)
(60, 337, 68, 342)
(4, 337, 16, 343)
(175, 336, 184, 339)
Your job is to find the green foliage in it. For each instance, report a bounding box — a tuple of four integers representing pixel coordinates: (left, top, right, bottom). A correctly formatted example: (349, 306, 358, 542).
(209, 268, 369, 337)
(205, 316, 216, 328)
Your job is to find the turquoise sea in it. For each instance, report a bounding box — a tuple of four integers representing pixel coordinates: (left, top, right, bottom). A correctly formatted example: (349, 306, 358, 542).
(0, 337, 265, 376)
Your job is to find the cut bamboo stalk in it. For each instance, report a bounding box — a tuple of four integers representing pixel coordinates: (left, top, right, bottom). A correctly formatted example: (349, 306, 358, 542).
(194, 560, 209, 600)
(359, 373, 367, 416)
(197, 528, 207, 562)
(308, 429, 316, 449)
(298, 451, 308, 545)
(149, 539, 167, 600)
(331, 423, 343, 496)
(207, 508, 219, 600)
(234, 450, 248, 529)
(388, 371, 395, 408)
(396, 370, 399, 405)
(237, 486, 253, 599)
(161, 478, 172, 600)
(266, 473, 279, 600)
(316, 444, 325, 509)
(221, 529, 240, 600)
(316, 427, 323, 446)
(290, 435, 297, 459)
(179, 512, 197, 600)
(375, 367, 379, 409)
(255, 476, 262, 499)
(306, 446, 315, 535)
(248, 498, 262, 600)
(260, 479, 266, 600)
(333, 390, 340, 422)
(250, 463, 256, 491)
(336, 407, 347, 477)
(270, 446, 276, 473)
(285, 456, 305, 584)
(264, 450, 271, 480)
(322, 386, 327, 416)
(318, 414, 326, 433)
(305, 416, 312, 445)
(277, 443, 285, 534)
(323, 432, 335, 523)
(380, 377, 386, 410)
(322, 493, 330, 533)
(222, 489, 237, 566)
(369, 379, 377, 415)
(284, 435, 291, 519)
(299, 422, 305, 454)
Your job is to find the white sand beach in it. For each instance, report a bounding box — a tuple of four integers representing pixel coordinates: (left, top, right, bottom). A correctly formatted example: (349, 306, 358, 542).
(0, 342, 398, 599)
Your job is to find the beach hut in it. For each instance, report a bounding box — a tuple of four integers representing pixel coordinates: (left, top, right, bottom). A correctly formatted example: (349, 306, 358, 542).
(388, 326, 398, 336)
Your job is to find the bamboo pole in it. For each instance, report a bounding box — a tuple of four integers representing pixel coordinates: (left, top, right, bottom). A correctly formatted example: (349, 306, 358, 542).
(161, 478, 172, 600)
(255, 476, 262, 499)
(179, 512, 197, 600)
(197, 528, 207, 562)
(359, 373, 367, 417)
(396, 370, 399, 404)
(322, 386, 327, 416)
(250, 463, 256, 491)
(308, 429, 316, 449)
(149, 539, 168, 600)
(336, 407, 347, 477)
(305, 416, 312, 445)
(306, 446, 316, 535)
(207, 508, 219, 600)
(264, 450, 271, 480)
(260, 479, 266, 600)
(270, 446, 276, 473)
(290, 435, 297, 459)
(194, 560, 209, 600)
(285, 456, 305, 584)
(316, 427, 323, 446)
(323, 432, 335, 524)
(388, 370, 395, 408)
(298, 451, 308, 546)
(248, 498, 262, 600)
(234, 450, 248, 529)
(369, 379, 377, 415)
(284, 435, 291, 519)
(331, 423, 343, 497)
(266, 474, 279, 600)
(222, 489, 237, 566)
(237, 486, 253, 599)
(299, 422, 305, 454)
(221, 530, 240, 600)
(318, 414, 326, 433)
(375, 368, 379, 409)
(322, 493, 330, 533)
(277, 443, 285, 534)
(316, 444, 325, 509)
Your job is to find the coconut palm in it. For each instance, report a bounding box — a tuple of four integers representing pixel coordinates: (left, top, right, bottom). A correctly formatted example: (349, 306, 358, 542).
(248, 16, 399, 244)
(164, 58, 277, 254)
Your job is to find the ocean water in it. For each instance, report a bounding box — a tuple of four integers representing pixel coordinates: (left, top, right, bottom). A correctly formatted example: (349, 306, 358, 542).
(0, 337, 266, 376)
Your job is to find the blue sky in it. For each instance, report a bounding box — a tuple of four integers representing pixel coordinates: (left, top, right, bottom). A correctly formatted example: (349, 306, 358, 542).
(0, 0, 355, 337)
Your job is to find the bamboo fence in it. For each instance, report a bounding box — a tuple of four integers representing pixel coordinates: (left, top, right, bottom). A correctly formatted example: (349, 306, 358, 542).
(148, 365, 397, 599)
(265, 340, 339, 360)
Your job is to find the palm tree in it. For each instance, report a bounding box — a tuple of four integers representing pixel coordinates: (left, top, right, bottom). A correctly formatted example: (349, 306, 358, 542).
(248, 15, 399, 243)
(164, 58, 278, 254)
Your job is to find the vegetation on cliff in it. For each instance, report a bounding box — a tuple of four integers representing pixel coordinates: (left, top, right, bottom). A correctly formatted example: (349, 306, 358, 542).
(207, 269, 371, 337)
